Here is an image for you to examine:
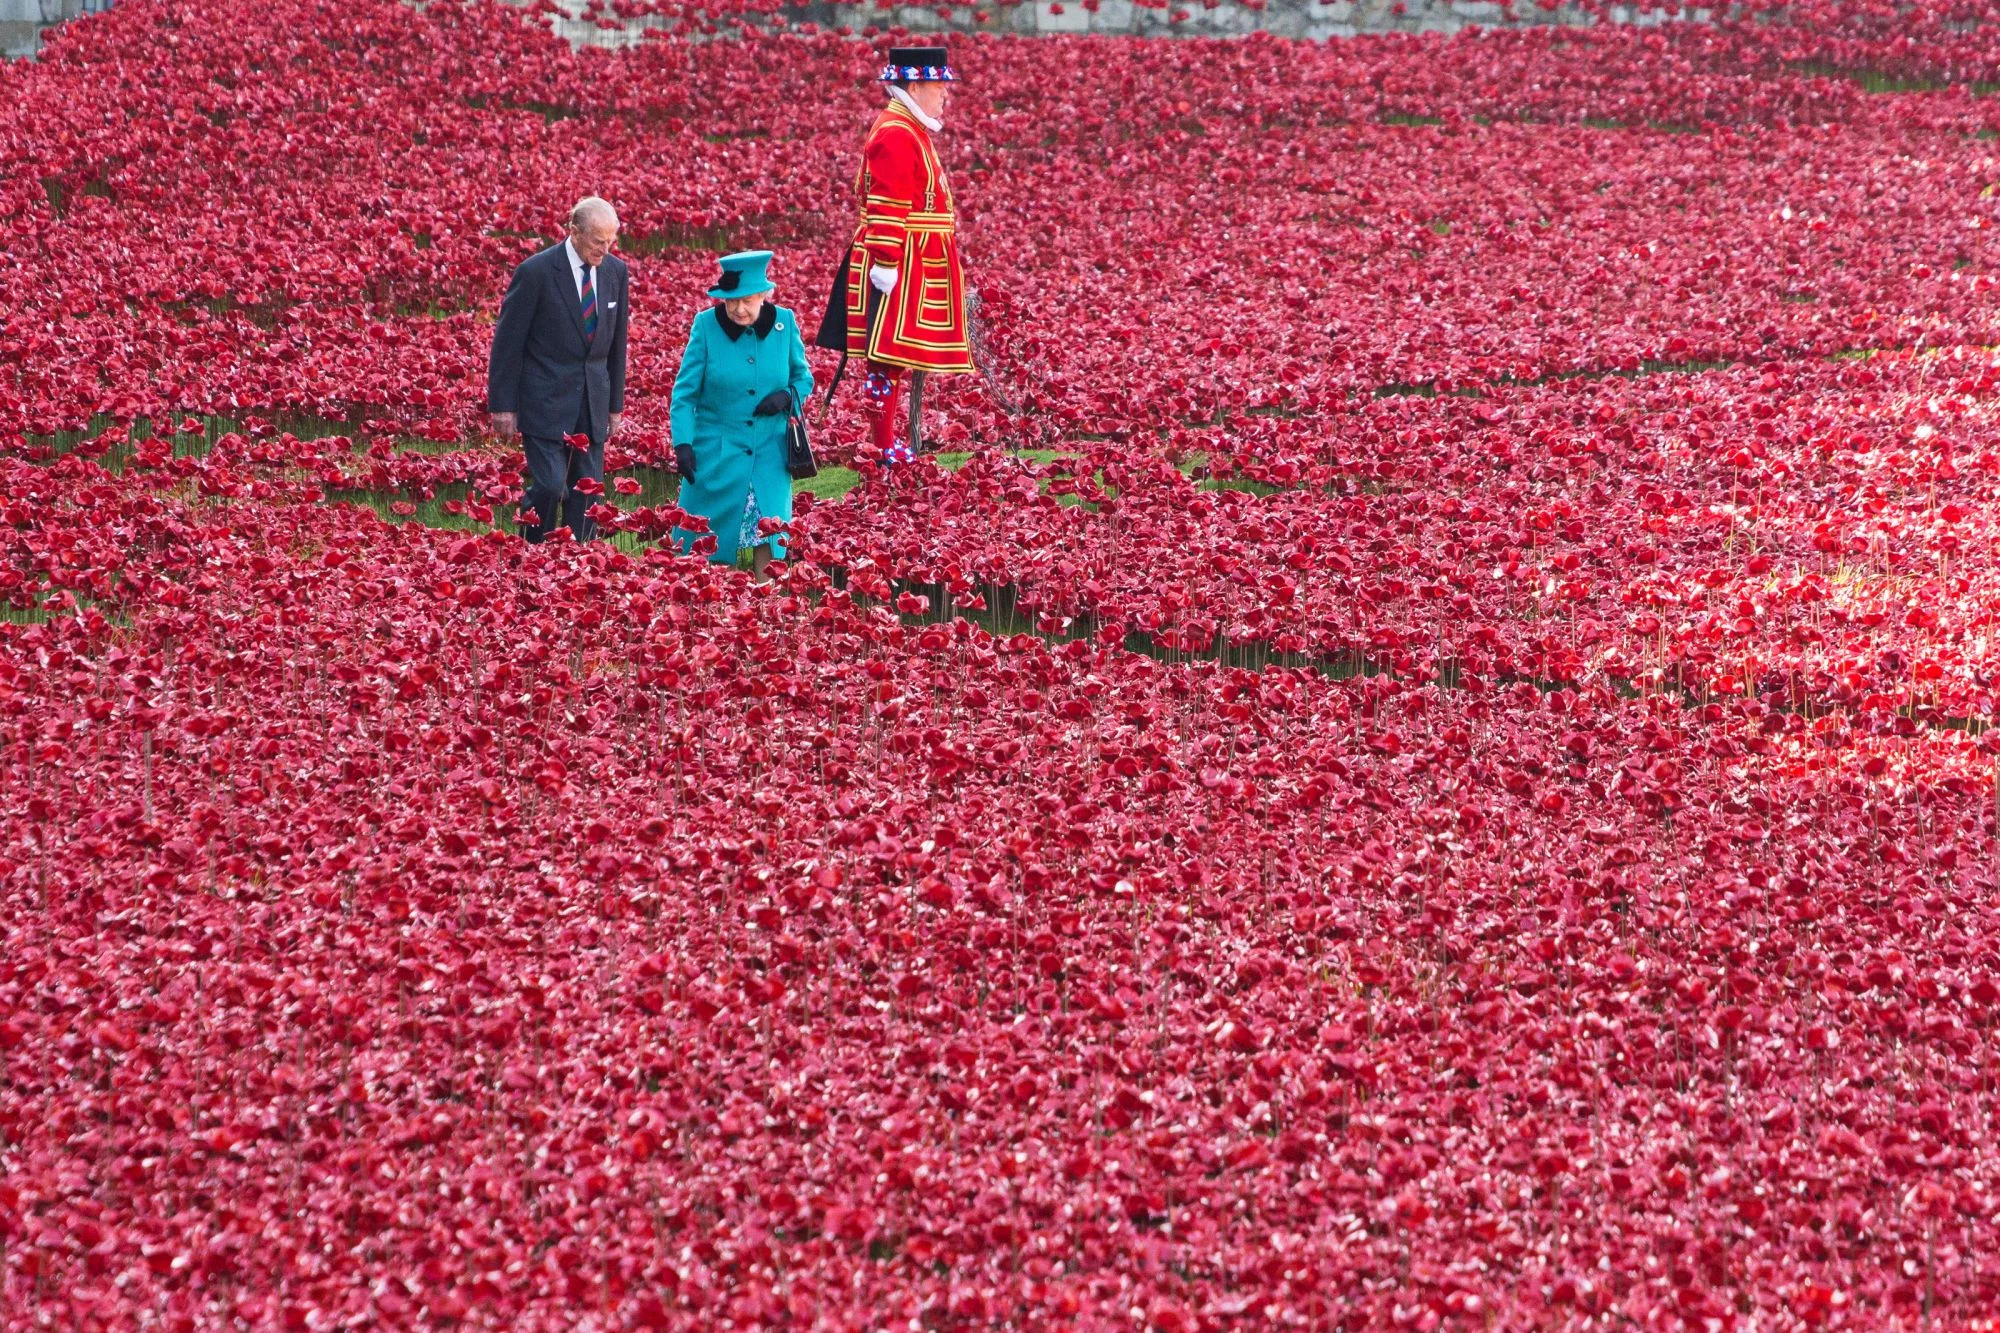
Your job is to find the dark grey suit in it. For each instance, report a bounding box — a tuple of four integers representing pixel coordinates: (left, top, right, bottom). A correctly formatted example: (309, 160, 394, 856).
(487, 242, 631, 542)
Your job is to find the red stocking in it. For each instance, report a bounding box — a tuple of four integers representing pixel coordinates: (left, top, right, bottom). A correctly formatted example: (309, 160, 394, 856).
(864, 362, 907, 461)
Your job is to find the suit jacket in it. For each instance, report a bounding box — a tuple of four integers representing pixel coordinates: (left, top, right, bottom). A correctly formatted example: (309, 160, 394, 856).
(487, 243, 630, 443)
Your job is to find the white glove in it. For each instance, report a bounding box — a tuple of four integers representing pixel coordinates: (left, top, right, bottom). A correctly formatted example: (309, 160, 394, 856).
(869, 265, 899, 294)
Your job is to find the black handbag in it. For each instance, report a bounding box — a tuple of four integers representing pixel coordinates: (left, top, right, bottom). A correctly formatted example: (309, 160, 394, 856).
(784, 387, 818, 480)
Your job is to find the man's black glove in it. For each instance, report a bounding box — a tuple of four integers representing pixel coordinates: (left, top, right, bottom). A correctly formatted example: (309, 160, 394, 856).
(673, 444, 696, 482)
(752, 390, 793, 418)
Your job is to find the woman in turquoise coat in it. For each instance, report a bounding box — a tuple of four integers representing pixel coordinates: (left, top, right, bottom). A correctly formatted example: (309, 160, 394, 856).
(669, 250, 814, 575)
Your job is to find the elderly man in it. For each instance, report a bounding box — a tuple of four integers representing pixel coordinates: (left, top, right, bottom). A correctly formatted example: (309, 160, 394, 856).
(487, 197, 631, 542)
(815, 45, 974, 461)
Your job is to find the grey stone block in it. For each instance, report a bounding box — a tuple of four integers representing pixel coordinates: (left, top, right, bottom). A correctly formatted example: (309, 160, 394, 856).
(1031, 1, 1092, 31)
(439, 0, 1705, 52)
(0, 17, 38, 55)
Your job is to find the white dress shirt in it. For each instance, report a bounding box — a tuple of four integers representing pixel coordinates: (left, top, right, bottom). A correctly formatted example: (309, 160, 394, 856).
(564, 238, 595, 301)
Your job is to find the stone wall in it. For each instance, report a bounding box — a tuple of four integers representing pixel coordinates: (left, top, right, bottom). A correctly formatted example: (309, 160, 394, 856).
(782, 0, 1707, 41)
(7, 0, 1708, 58)
(4, 0, 112, 58)
(531, 0, 1711, 50)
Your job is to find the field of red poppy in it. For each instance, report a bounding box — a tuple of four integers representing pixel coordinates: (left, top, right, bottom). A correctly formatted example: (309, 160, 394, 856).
(8, 0, 2000, 1327)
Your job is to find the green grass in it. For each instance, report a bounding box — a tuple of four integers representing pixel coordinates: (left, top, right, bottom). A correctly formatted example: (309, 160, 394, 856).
(393, 436, 494, 456)
(1582, 116, 1704, 134)
(321, 459, 862, 542)
(1790, 63, 1947, 94)
(1630, 358, 1733, 377)
(1198, 477, 1281, 496)
(621, 214, 821, 256)
(875, 573, 1388, 680)
(29, 411, 356, 471)
(0, 586, 133, 630)
(514, 101, 579, 124)
(932, 447, 1067, 472)
(23, 402, 864, 549)
(1786, 63, 2000, 97)
(388, 298, 468, 320)
(460, 95, 579, 124)
(619, 464, 677, 508)
(327, 483, 496, 532)
(1370, 353, 1744, 403)
(795, 466, 862, 501)
(621, 223, 740, 256)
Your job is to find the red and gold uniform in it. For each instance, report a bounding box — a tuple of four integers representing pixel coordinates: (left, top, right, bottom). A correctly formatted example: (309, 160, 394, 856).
(838, 99, 973, 375)
(816, 48, 972, 460)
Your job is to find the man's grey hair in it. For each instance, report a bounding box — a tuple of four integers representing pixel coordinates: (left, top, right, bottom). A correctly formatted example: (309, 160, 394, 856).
(569, 197, 618, 231)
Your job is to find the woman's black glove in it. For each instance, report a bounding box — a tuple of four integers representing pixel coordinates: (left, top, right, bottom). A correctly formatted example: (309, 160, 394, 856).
(673, 444, 696, 482)
(752, 390, 793, 418)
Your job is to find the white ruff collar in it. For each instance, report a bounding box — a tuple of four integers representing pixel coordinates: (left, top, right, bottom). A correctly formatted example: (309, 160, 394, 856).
(886, 85, 943, 133)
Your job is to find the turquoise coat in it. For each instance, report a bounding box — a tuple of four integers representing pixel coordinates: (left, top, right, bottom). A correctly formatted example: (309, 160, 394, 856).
(668, 304, 814, 563)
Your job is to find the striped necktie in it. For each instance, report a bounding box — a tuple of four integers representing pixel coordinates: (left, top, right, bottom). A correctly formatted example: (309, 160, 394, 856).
(579, 263, 598, 342)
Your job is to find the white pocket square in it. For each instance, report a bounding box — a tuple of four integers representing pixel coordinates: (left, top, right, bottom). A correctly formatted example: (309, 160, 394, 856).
(606, 301, 618, 309)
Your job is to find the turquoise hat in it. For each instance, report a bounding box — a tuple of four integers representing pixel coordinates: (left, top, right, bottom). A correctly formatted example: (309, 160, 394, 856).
(708, 250, 775, 300)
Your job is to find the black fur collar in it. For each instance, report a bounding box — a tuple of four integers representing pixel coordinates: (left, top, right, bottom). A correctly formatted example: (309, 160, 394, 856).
(714, 301, 777, 341)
